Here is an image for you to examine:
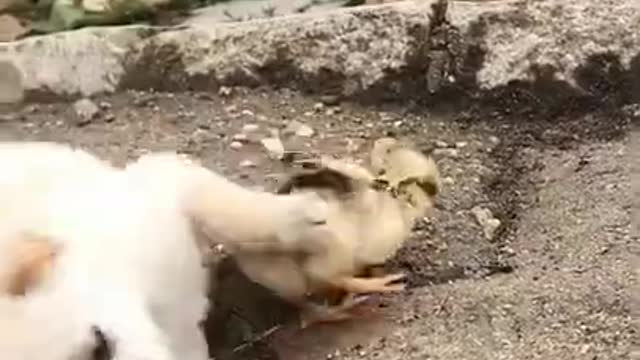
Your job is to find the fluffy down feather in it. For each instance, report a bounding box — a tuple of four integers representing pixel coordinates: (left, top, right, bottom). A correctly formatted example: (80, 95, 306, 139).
(247, 138, 441, 327)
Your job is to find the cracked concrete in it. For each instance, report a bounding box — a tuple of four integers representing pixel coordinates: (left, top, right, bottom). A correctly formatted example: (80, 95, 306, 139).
(449, 0, 640, 89)
(0, 0, 639, 105)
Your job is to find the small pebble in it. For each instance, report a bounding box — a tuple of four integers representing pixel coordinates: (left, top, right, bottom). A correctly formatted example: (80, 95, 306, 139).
(261, 137, 285, 159)
(501, 246, 516, 255)
(239, 159, 256, 168)
(197, 121, 211, 130)
(103, 113, 116, 123)
(296, 124, 314, 137)
(242, 123, 260, 134)
(232, 133, 249, 142)
(218, 86, 232, 97)
(326, 107, 342, 116)
(0, 113, 17, 122)
(230, 141, 243, 150)
(320, 94, 340, 106)
(283, 120, 314, 137)
(379, 112, 393, 122)
(471, 206, 501, 240)
(73, 98, 100, 126)
(195, 92, 214, 100)
(433, 148, 459, 158)
(435, 140, 449, 148)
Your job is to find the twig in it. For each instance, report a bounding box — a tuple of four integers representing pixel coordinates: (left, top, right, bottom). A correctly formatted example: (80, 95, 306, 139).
(231, 325, 281, 353)
(433, 293, 449, 315)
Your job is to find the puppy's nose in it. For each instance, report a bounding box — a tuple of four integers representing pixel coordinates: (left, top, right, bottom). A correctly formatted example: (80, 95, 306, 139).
(91, 326, 114, 360)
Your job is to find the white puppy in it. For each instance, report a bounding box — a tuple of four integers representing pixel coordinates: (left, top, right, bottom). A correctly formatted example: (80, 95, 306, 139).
(0, 142, 210, 360)
(0, 142, 115, 360)
(0, 143, 331, 360)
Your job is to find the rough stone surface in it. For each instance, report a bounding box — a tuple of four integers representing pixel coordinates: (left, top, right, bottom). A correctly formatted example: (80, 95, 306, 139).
(0, 0, 639, 105)
(0, 26, 142, 98)
(448, 0, 640, 89)
(123, 1, 435, 95)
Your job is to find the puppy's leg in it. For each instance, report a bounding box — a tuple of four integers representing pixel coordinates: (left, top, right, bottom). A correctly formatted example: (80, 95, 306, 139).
(170, 322, 209, 360)
(94, 290, 175, 360)
(162, 296, 210, 360)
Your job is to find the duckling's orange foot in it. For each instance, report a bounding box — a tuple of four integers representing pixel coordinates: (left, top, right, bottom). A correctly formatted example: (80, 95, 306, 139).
(338, 273, 406, 294)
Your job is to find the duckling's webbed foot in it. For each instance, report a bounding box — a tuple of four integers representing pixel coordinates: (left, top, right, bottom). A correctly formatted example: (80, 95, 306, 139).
(333, 273, 406, 294)
(298, 294, 371, 329)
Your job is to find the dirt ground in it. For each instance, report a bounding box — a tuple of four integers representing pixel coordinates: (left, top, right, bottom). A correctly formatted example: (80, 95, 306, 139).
(0, 87, 636, 360)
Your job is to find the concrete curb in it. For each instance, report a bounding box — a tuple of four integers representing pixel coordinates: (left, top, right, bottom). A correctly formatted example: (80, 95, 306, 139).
(0, 0, 639, 104)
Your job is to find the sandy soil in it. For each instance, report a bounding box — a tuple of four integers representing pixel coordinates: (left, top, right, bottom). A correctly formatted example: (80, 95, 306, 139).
(0, 87, 636, 360)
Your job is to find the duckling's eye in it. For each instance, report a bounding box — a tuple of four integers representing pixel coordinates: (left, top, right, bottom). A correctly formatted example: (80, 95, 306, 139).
(421, 182, 438, 197)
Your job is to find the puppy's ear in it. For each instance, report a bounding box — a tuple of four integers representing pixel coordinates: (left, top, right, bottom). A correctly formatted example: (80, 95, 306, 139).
(2, 234, 60, 296)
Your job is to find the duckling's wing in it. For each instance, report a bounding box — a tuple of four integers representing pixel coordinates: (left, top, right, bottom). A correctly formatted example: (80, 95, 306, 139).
(276, 167, 358, 196)
(278, 156, 375, 196)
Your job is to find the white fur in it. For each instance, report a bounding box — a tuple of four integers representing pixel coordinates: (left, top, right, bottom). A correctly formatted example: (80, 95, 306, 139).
(0, 141, 113, 222)
(0, 281, 97, 360)
(0, 142, 210, 360)
(124, 152, 330, 255)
